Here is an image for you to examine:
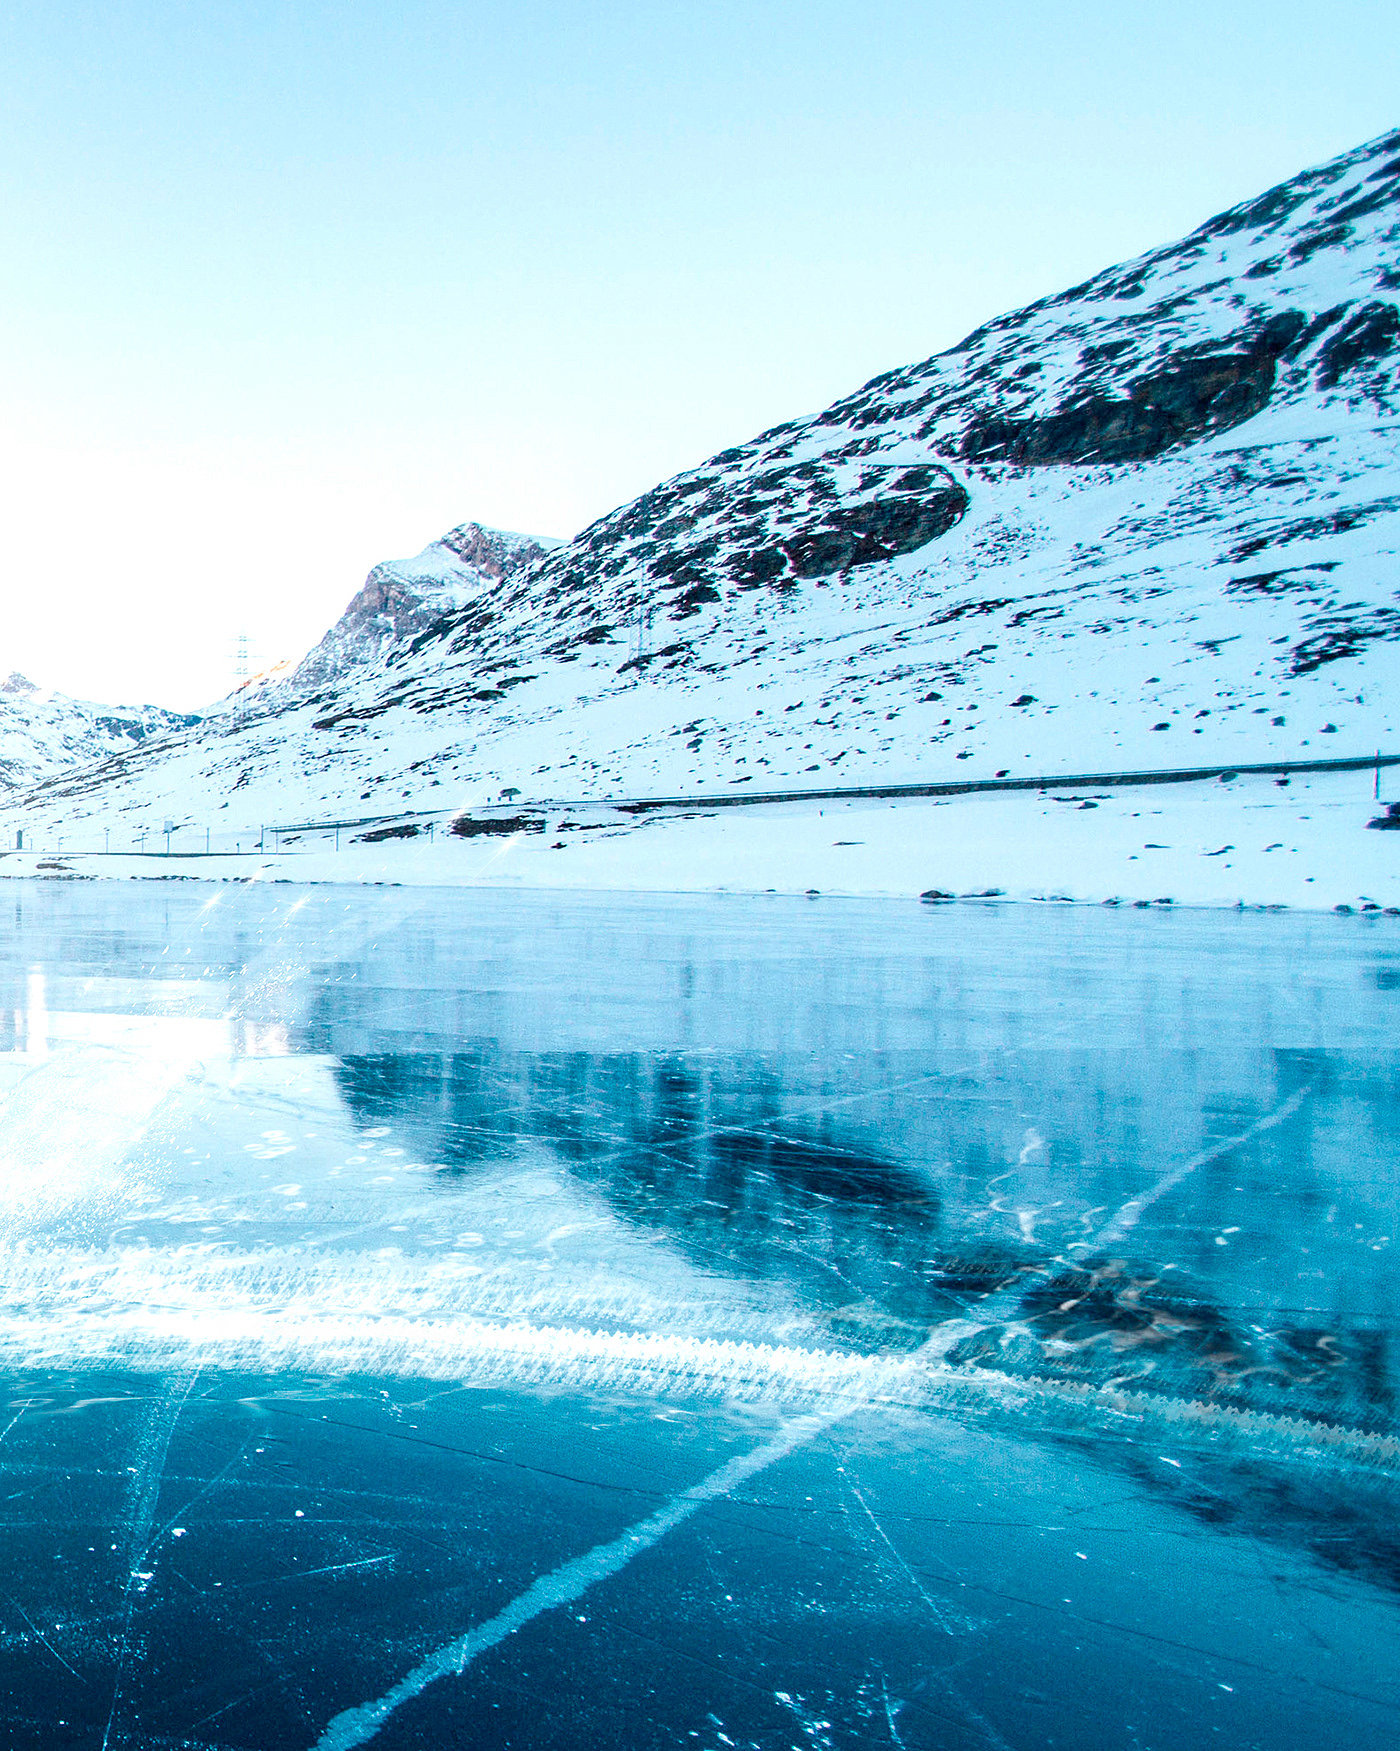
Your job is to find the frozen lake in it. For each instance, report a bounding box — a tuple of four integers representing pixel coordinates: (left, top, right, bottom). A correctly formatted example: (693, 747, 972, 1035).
(0, 881, 1396, 1749)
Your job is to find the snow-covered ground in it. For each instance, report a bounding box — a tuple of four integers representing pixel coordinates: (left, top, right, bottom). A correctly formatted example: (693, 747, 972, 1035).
(4, 765, 1395, 912)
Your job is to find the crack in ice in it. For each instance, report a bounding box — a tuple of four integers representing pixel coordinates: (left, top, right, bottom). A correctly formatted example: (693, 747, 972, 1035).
(310, 1411, 843, 1751)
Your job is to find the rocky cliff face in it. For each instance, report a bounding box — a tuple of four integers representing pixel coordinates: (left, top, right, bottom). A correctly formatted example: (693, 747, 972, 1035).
(239, 522, 558, 708)
(11, 125, 1400, 832)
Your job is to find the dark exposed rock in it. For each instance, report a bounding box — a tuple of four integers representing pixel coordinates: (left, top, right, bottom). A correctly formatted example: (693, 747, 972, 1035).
(1289, 224, 1353, 265)
(536, 454, 977, 617)
(727, 544, 788, 589)
(1226, 564, 1339, 595)
(450, 813, 546, 838)
(1194, 176, 1328, 240)
(1315, 302, 1400, 389)
(355, 822, 422, 842)
(930, 596, 1013, 626)
(1227, 500, 1395, 560)
(1288, 608, 1400, 674)
(1327, 178, 1400, 225)
(668, 582, 722, 619)
(961, 315, 1306, 465)
(781, 487, 969, 578)
(1284, 303, 1352, 357)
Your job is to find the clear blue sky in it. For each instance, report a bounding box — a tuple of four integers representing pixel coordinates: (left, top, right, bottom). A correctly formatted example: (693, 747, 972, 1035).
(1, 0, 1396, 707)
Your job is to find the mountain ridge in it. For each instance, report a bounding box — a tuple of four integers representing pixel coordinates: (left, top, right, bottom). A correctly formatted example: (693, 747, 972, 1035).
(234, 521, 559, 710)
(0, 670, 200, 793)
(7, 124, 1399, 853)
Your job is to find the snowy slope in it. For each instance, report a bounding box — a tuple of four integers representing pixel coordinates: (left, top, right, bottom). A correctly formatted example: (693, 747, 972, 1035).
(0, 671, 199, 792)
(8, 126, 1400, 858)
(230, 522, 558, 710)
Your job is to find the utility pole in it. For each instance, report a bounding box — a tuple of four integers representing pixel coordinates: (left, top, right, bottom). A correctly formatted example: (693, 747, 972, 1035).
(233, 631, 251, 730)
(629, 602, 652, 679)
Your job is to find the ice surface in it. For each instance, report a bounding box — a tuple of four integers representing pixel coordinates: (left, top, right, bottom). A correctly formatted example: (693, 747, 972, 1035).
(0, 882, 1396, 1747)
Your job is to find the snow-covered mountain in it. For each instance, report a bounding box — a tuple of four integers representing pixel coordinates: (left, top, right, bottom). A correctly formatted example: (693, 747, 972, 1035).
(0, 671, 199, 792)
(9, 124, 1400, 840)
(232, 521, 558, 708)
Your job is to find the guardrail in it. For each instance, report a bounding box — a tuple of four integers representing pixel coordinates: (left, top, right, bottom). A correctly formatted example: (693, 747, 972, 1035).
(6, 751, 1393, 857)
(609, 753, 1398, 813)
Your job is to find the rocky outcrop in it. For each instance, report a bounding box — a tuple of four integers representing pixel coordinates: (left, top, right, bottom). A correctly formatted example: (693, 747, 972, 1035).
(960, 313, 1307, 464)
(1314, 300, 1400, 390)
(537, 456, 970, 622)
(247, 522, 558, 704)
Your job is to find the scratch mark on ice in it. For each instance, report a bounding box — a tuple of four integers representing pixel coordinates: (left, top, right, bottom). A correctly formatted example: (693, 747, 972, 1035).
(0, 1402, 29, 1449)
(311, 1411, 843, 1750)
(1080, 1083, 1313, 1255)
(0, 1590, 84, 1681)
(844, 1475, 954, 1634)
(101, 1369, 200, 1751)
(880, 1676, 907, 1748)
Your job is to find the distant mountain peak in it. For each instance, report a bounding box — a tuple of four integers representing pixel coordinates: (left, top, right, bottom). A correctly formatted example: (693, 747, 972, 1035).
(0, 671, 199, 792)
(245, 520, 560, 705)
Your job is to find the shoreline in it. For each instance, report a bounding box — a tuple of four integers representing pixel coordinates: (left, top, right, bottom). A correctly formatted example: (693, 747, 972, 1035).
(3, 764, 1395, 914)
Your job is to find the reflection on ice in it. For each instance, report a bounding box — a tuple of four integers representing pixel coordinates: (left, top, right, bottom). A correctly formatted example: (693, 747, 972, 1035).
(0, 883, 1396, 1748)
(0, 884, 1396, 1429)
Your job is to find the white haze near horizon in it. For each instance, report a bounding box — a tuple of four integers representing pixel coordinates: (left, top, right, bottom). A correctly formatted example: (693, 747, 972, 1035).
(0, 0, 1397, 712)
